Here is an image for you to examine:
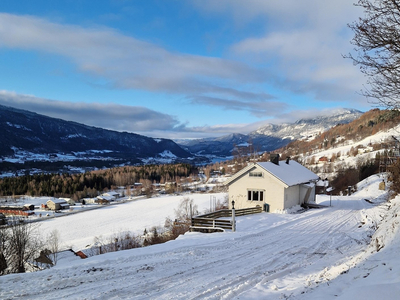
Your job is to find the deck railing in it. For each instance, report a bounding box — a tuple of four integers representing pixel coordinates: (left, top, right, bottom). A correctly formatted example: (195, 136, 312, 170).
(190, 206, 262, 232)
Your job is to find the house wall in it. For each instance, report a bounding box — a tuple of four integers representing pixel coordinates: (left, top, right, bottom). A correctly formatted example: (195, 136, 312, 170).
(46, 201, 58, 210)
(46, 201, 65, 210)
(299, 184, 316, 204)
(284, 185, 301, 209)
(228, 165, 286, 212)
(283, 184, 316, 209)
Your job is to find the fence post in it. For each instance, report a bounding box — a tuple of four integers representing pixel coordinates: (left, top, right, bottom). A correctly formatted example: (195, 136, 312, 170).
(231, 200, 236, 232)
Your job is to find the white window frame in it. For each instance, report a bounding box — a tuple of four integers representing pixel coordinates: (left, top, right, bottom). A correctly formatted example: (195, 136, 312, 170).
(247, 189, 264, 201)
(249, 172, 263, 178)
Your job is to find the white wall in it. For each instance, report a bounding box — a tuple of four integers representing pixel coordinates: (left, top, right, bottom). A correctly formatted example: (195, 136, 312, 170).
(228, 165, 286, 212)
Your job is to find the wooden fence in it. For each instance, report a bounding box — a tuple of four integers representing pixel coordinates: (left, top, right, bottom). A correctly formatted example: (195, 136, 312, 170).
(190, 206, 262, 232)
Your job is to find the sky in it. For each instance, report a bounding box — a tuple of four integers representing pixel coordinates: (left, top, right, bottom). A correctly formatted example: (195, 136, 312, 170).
(0, 1, 371, 139)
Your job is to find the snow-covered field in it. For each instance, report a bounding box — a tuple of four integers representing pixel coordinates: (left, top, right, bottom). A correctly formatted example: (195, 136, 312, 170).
(1, 174, 399, 299)
(37, 193, 227, 251)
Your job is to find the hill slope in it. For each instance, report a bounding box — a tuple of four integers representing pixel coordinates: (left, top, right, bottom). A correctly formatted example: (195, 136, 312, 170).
(178, 108, 362, 157)
(0, 104, 200, 171)
(0, 175, 396, 299)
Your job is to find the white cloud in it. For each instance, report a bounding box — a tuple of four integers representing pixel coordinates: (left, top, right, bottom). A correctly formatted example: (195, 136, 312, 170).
(0, 90, 272, 139)
(0, 91, 180, 133)
(194, 0, 368, 105)
(188, 95, 288, 118)
(0, 13, 265, 95)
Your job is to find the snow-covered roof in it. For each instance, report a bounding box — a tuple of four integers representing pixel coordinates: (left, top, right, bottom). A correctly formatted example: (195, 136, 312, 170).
(225, 160, 319, 187)
(97, 195, 114, 201)
(257, 160, 319, 186)
(104, 191, 119, 196)
(47, 199, 68, 204)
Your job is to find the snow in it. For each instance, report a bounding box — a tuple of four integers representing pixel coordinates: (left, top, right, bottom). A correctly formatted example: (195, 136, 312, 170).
(6, 122, 31, 131)
(31, 193, 227, 251)
(258, 160, 320, 186)
(158, 150, 177, 158)
(2, 174, 400, 299)
(307, 123, 400, 166)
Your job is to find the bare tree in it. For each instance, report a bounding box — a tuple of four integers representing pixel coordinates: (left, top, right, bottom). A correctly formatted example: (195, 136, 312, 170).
(7, 218, 43, 273)
(348, 0, 400, 108)
(47, 229, 60, 266)
(174, 197, 199, 225)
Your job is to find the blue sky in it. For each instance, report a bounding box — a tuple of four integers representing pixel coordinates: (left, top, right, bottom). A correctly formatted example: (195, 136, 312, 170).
(0, 1, 370, 139)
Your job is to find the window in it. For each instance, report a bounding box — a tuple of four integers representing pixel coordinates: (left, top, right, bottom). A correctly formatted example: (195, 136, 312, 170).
(249, 172, 263, 177)
(248, 190, 264, 201)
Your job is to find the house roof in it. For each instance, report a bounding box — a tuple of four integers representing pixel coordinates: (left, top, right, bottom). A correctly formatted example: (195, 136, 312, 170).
(104, 191, 119, 196)
(225, 160, 319, 187)
(257, 161, 319, 186)
(97, 195, 114, 201)
(47, 199, 68, 204)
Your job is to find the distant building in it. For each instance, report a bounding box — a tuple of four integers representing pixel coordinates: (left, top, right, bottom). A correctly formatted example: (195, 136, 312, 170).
(46, 199, 70, 211)
(97, 191, 120, 202)
(318, 156, 329, 163)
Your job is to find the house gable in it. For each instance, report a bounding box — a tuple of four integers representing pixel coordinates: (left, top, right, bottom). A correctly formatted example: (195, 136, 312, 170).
(224, 163, 258, 186)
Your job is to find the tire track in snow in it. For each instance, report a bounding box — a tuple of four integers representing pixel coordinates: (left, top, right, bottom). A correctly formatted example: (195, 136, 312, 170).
(0, 198, 378, 300)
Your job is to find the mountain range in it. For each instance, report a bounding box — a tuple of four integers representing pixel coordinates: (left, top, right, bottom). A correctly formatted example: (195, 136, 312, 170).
(0, 105, 362, 175)
(177, 108, 363, 157)
(0, 105, 197, 174)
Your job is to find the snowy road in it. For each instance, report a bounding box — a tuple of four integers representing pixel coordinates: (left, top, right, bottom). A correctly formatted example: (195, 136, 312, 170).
(0, 195, 383, 300)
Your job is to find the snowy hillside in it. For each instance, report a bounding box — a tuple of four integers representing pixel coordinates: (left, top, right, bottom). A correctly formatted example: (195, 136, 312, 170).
(302, 122, 400, 180)
(2, 174, 400, 299)
(252, 108, 362, 141)
(177, 108, 362, 157)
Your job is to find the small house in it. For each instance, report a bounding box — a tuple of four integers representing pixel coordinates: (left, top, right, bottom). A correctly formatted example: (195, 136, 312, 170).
(59, 198, 75, 206)
(98, 191, 120, 202)
(46, 199, 70, 211)
(224, 155, 319, 212)
(23, 204, 35, 211)
(97, 194, 115, 202)
(318, 156, 329, 163)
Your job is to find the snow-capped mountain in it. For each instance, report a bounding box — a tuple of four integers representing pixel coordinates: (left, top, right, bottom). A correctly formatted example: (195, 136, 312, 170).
(0, 104, 200, 174)
(253, 108, 363, 140)
(178, 108, 363, 157)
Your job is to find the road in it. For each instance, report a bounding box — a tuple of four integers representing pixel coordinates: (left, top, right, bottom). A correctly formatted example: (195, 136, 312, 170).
(0, 196, 383, 299)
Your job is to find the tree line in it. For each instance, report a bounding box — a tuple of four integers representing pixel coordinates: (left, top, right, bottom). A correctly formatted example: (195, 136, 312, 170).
(0, 163, 197, 199)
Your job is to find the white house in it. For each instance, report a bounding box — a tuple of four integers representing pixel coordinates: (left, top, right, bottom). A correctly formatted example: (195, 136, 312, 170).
(98, 191, 121, 201)
(46, 199, 70, 211)
(224, 155, 319, 212)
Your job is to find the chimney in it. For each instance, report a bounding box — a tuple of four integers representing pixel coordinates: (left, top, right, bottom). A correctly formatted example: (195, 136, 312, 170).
(286, 157, 290, 164)
(270, 154, 279, 165)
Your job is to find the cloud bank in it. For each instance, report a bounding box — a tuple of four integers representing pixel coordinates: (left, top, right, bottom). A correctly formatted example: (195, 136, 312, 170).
(0, 91, 180, 133)
(0, 13, 275, 117)
(194, 0, 367, 104)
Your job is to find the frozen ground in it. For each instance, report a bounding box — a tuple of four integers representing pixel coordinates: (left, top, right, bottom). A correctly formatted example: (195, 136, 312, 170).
(20, 193, 227, 251)
(1, 175, 399, 299)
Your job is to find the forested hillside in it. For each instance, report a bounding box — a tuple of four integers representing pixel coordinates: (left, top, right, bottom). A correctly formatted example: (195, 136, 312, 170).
(0, 164, 197, 199)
